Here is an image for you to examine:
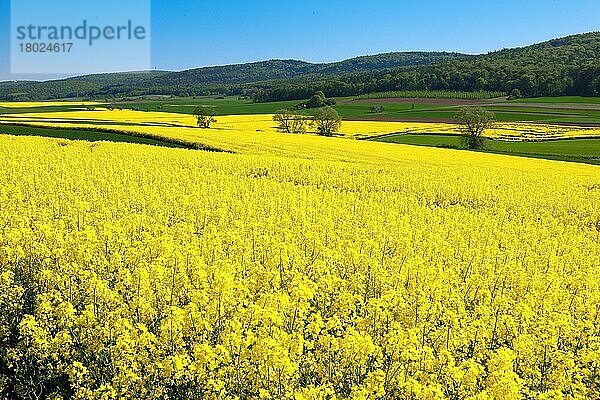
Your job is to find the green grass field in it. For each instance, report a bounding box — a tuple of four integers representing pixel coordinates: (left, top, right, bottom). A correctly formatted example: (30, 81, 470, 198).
(2, 95, 600, 124)
(114, 95, 600, 124)
(513, 96, 600, 104)
(0, 105, 98, 114)
(373, 134, 600, 165)
(0, 124, 186, 148)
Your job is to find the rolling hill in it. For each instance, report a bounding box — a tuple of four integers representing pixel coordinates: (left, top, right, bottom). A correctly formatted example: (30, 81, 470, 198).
(249, 32, 600, 101)
(0, 52, 466, 100)
(1, 32, 599, 101)
(149, 52, 469, 86)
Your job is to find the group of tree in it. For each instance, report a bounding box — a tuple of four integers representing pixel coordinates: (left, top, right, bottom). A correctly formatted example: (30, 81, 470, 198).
(106, 103, 123, 111)
(287, 91, 337, 110)
(455, 107, 496, 149)
(270, 92, 342, 135)
(272, 110, 309, 134)
(193, 105, 217, 128)
(369, 105, 385, 113)
(304, 91, 336, 108)
(273, 107, 342, 136)
(508, 88, 523, 100)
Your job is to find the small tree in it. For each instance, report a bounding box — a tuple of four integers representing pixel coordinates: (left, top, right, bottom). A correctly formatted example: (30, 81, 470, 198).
(273, 109, 292, 133)
(455, 107, 495, 149)
(508, 88, 523, 100)
(273, 109, 308, 134)
(306, 93, 326, 109)
(312, 107, 342, 136)
(194, 105, 217, 128)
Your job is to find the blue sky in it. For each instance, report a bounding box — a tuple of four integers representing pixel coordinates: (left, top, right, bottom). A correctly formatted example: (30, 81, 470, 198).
(0, 0, 599, 80)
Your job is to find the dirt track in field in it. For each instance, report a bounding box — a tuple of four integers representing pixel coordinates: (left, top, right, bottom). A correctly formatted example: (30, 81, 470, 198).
(339, 97, 506, 106)
(345, 115, 600, 127)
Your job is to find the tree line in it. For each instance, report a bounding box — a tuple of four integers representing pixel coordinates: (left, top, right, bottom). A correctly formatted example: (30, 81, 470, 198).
(247, 33, 600, 102)
(247, 62, 600, 102)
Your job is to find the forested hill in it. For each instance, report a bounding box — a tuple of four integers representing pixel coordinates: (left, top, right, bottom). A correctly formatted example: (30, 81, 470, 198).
(0, 71, 170, 101)
(150, 52, 468, 87)
(1, 32, 599, 101)
(0, 52, 466, 100)
(249, 32, 600, 101)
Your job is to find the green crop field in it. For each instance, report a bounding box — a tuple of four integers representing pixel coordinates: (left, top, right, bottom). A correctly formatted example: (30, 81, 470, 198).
(0, 105, 96, 114)
(110, 95, 600, 124)
(373, 134, 600, 165)
(3, 95, 600, 124)
(513, 96, 600, 104)
(355, 90, 506, 100)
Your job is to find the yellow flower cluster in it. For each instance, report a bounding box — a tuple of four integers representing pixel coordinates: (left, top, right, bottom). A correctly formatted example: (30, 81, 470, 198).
(0, 133, 599, 399)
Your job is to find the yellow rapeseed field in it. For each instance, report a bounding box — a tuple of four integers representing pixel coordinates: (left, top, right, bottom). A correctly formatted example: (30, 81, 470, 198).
(1, 131, 600, 399)
(2, 109, 600, 143)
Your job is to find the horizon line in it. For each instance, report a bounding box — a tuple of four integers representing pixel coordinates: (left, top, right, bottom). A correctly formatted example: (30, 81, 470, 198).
(1, 30, 597, 83)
